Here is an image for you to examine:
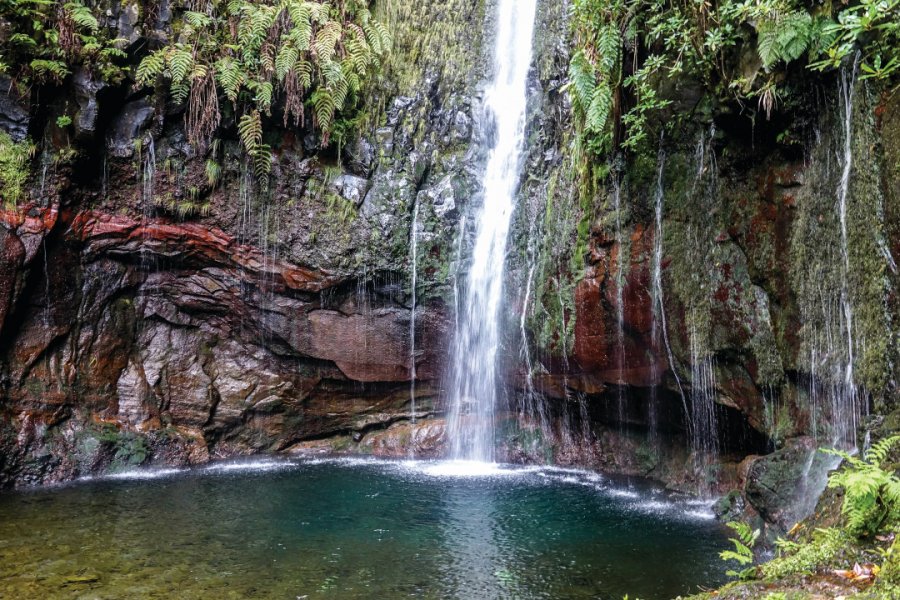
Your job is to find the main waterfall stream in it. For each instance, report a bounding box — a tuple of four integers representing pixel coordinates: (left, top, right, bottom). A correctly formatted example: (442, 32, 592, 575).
(0, 459, 728, 599)
(446, 0, 537, 462)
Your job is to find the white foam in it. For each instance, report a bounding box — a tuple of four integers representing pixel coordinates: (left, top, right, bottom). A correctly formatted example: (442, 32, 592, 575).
(104, 468, 188, 480)
(406, 460, 540, 478)
(203, 459, 295, 473)
(683, 509, 716, 521)
(606, 488, 640, 499)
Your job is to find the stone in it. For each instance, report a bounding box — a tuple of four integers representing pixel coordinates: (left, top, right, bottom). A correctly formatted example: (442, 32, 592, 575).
(72, 68, 106, 141)
(106, 99, 155, 158)
(329, 174, 369, 206)
(0, 76, 29, 141)
(744, 437, 837, 533)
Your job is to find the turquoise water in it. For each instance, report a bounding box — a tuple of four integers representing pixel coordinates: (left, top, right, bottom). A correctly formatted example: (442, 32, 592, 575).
(0, 458, 729, 599)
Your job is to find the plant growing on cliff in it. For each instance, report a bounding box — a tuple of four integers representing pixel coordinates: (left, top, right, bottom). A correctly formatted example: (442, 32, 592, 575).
(567, 0, 898, 160)
(811, 0, 900, 83)
(823, 436, 900, 538)
(135, 0, 391, 178)
(0, 131, 35, 205)
(0, 0, 127, 89)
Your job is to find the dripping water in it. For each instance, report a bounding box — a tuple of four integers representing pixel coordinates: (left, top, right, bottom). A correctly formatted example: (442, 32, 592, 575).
(409, 201, 419, 429)
(649, 147, 691, 441)
(832, 54, 863, 448)
(612, 177, 627, 428)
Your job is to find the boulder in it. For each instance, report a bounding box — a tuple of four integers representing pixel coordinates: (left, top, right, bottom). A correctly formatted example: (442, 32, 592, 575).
(744, 437, 838, 532)
(0, 76, 29, 141)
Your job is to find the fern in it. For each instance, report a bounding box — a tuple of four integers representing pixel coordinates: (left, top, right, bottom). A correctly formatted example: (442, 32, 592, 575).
(184, 11, 212, 30)
(255, 81, 274, 114)
(64, 3, 99, 34)
(126, 0, 391, 174)
(720, 521, 760, 579)
(215, 58, 246, 103)
(314, 20, 342, 63)
(238, 110, 263, 154)
(275, 44, 299, 81)
(29, 59, 69, 82)
(253, 143, 272, 179)
(136, 49, 167, 86)
(568, 50, 596, 114)
(823, 436, 900, 538)
(757, 23, 780, 70)
(312, 88, 336, 140)
(597, 23, 620, 76)
(586, 85, 612, 133)
(296, 59, 312, 88)
(168, 47, 195, 86)
(285, 1, 313, 51)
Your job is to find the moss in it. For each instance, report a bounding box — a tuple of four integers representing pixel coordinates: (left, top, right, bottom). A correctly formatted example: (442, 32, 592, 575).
(762, 527, 849, 580)
(788, 79, 892, 404)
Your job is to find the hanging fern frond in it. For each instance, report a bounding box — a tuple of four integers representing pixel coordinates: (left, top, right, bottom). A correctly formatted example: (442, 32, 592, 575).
(314, 20, 342, 63)
(568, 50, 596, 114)
(136, 49, 167, 87)
(275, 44, 299, 81)
(253, 143, 272, 178)
(296, 58, 312, 88)
(253, 80, 274, 114)
(168, 47, 195, 86)
(238, 110, 263, 153)
(597, 23, 620, 76)
(311, 88, 336, 142)
(215, 57, 246, 103)
(64, 3, 99, 33)
(586, 85, 612, 133)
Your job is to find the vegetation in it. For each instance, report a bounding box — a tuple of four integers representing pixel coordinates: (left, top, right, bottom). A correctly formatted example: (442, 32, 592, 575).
(0, 131, 35, 205)
(823, 436, 900, 538)
(0, 1, 392, 185)
(704, 438, 900, 598)
(135, 0, 391, 179)
(720, 521, 760, 579)
(0, 0, 128, 88)
(568, 0, 900, 160)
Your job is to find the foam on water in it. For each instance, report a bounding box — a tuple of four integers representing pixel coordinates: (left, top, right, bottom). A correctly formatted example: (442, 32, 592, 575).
(71, 456, 720, 523)
(407, 460, 541, 479)
(203, 459, 296, 473)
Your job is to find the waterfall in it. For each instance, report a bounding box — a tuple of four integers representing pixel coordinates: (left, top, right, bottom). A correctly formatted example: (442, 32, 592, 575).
(409, 201, 419, 428)
(446, 0, 537, 463)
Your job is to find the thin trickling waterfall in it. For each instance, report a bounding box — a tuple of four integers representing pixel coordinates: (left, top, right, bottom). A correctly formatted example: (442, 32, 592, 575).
(649, 148, 690, 438)
(141, 138, 156, 210)
(446, 0, 537, 463)
(687, 128, 721, 474)
(833, 55, 862, 448)
(689, 315, 718, 469)
(409, 202, 419, 427)
(612, 177, 626, 426)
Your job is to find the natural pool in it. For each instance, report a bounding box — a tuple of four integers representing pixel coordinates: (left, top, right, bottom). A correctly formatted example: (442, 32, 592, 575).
(0, 458, 729, 599)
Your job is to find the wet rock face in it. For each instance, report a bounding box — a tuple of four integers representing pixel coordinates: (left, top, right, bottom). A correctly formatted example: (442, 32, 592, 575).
(0, 0, 493, 487)
(743, 437, 836, 534)
(0, 76, 29, 142)
(0, 201, 459, 487)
